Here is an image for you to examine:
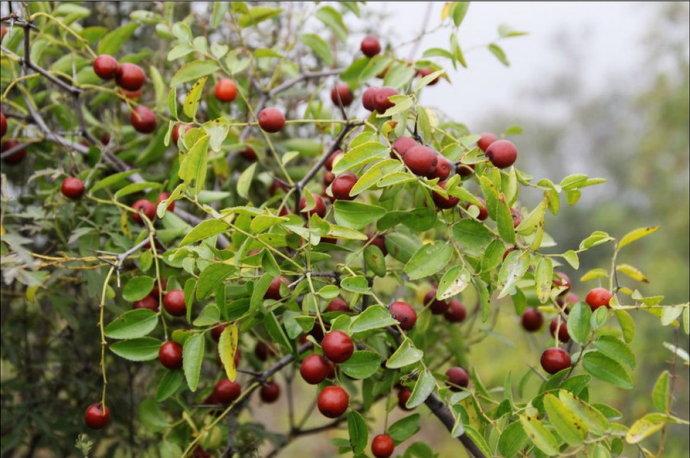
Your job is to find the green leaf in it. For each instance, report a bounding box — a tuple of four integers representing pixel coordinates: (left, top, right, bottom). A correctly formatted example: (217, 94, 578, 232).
(351, 159, 403, 196)
(579, 231, 613, 251)
(333, 201, 386, 229)
(617, 226, 659, 250)
(122, 275, 155, 302)
(568, 302, 592, 345)
(583, 351, 633, 389)
(182, 333, 205, 392)
(534, 257, 554, 304)
(340, 351, 382, 379)
(616, 310, 636, 343)
(197, 263, 236, 299)
(519, 413, 560, 456)
(488, 43, 510, 66)
(156, 369, 183, 402)
(105, 309, 158, 340)
(594, 335, 635, 369)
(406, 370, 435, 409)
(301, 33, 333, 65)
(264, 311, 292, 353)
(497, 252, 529, 299)
(192, 304, 220, 327)
(616, 264, 648, 283)
(340, 275, 369, 294)
(386, 338, 423, 369)
(562, 250, 579, 269)
(651, 370, 670, 413)
(98, 22, 138, 55)
(178, 134, 210, 195)
(437, 265, 471, 300)
(364, 244, 387, 277)
(114, 181, 162, 199)
(183, 76, 208, 119)
(543, 393, 587, 445)
(237, 163, 257, 199)
(452, 219, 494, 256)
(315, 5, 347, 41)
(558, 390, 609, 436)
(388, 413, 421, 444)
(451, 2, 470, 27)
(496, 199, 516, 244)
(333, 142, 389, 174)
(110, 337, 161, 361)
(238, 6, 282, 27)
(626, 413, 672, 444)
(403, 243, 453, 280)
(180, 219, 229, 246)
(170, 61, 219, 87)
(350, 305, 397, 333)
(498, 421, 529, 458)
(579, 268, 609, 282)
(385, 232, 419, 263)
(91, 170, 139, 192)
(347, 410, 368, 454)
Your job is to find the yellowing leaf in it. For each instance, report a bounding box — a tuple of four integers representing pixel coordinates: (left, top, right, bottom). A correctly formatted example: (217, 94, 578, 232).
(617, 226, 659, 250)
(219, 323, 239, 381)
(183, 76, 208, 119)
(580, 268, 609, 282)
(616, 264, 649, 283)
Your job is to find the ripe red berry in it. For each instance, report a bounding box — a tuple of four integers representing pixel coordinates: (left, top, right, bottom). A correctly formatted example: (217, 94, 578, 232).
(371, 434, 395, 458)
(391, 136, 418, 159)
(163, 289, 186, 316)
(265, 276, 287, 300)
(389, 301, 417, 330)
(1, 140, 27, 165)
(213, 379, 241, 404)
(0, 112, 6, 138)
(445, 367, 470, 391)
(362, 87, 379, 111)
(254, 341, 276, 361)
(431, 156, 452, 180)
(61, 177, 85, 199)
(131, 199, 156, 224)
(84, 403, 110, 429)
(171, 123, 190, 144)
(240, 145, 257, 162)
(541, 347, 571, 374)
(258, 107, 285, 133)
(330, 83, 354, 107)
(92, 55, 119, 80)
(331, 172, 358, 200)
(361, 35, 382, 57)
(133, 294, 159, 311)
(317, 385, 349, 418)
(130, 106, 157, 134)
(375, 87, 398, 113)
(159, 341, 183, 369)
(485, 139, 518, 169)
(323, 171, 335, 186)
(416, 67, 440, 85)
(477, 132, 497, 152)
(300, 354, 334, 385)
(585, 287, 613, 311)
(423, 289, 449, 315)
(157, 192, 175, 212)
(260, 381, 280, 403)
(368, 234, 387, 256)
(432, 180, 460, 209)
(521, 307, 543, 332)
(404, 145, 439, 178)
(550, 319, 570, 343)
(299, 193, 327, 218)
(322, 330, 354, 363)
(444, 299, 467, 323)
(324, 149, 344, 171)
(214, 78, 238, 102)
(397, 387, 412, 410)
(211, 323, 227, 342)
(326, 298, 350, 313)
(115, 63, 145, 91)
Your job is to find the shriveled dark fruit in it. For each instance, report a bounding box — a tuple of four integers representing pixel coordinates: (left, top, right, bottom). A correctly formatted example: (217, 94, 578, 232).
(330, 83, 353, 106)
(265, 276, 287, 300)
(391, 136, 418, 159)
(115, 63, 145, 91)
(92, 54, 119, 80)
(360, 35, 381, 57)
(431, 156, 452, 180)
(322, 330, 354, 363)
(159, 341, 183, 369)
(371, 434, 395, 458)
(254, 341, 276, 361)
(157, 192, 175, 212)
(423, 289, 449, 315)
(300, 354, 334, 384)
(299, 193, 327, 218)
(214, 78, 237, 102)
(486, 139, 518, 168)
(477, 132, 497, 152)
(257, 107, 285, 133)
(541, 347, 571, 374)
(211, 323, 227, 342)
(326, 297, 350, 313)
(1, 140, 27, 165)
(389, 301, 417, 330)
(404, 145, 438, 177)
(130, 106, 157, 134)
(553, 272, 571, 294)
(416, 67, 440, 85)
(61, 177, 85, 199)
(0, 112, 7, 137)
(331, 172, 358, 200)
(269, 178, 290, 195)
(511, 207, 522, 228)
(456, 163, 475, 177)
(213, 379, 241, 404)
(432, 180, 460, 209)
(324, 149, 344, 171)
(444, 299, 467, 323)
(317, 385, 349, 418)
(133, 294, 158, 311)
(131, 199, 156, 224)
(445, 366, 469, 391)
(260, 381, 280, 403)
(373, 87, 397, 113)
(323, 171, 335, 186)
(84, 403, 110, 429)
(585, 287, 613, 311)
(521, 307, 543, 332)
(163, 289, 186, 316)
(397, 387, 412, 410)
(550, 318, 571, 343)
(99, 132, 111, 145)
(240, 145, 257, 162)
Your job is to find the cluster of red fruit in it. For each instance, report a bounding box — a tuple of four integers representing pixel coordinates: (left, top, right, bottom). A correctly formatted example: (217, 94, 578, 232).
(518, 272, 615, 374)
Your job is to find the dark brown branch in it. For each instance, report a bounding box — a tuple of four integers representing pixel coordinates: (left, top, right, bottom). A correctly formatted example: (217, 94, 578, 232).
(424, 393, 486, 458)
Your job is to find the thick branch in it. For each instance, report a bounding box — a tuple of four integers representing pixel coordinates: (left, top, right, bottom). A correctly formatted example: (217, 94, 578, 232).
(424, 393, 486, 458)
